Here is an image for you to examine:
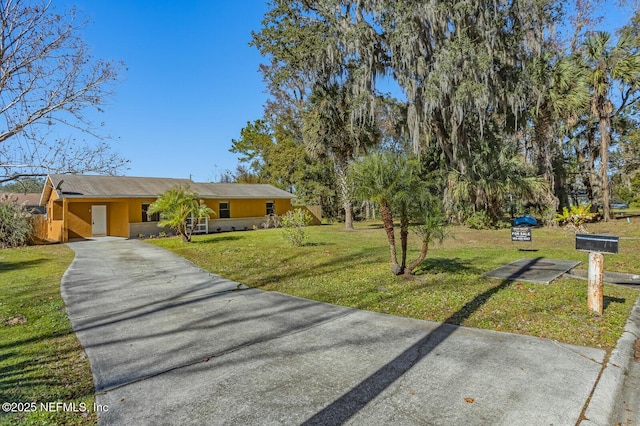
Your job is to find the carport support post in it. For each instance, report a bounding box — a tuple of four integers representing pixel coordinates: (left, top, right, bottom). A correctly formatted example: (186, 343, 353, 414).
(587, 251, 604, 315)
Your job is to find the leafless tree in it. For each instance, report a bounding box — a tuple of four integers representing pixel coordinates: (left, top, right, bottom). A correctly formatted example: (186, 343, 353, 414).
(0, 0, 127, 183)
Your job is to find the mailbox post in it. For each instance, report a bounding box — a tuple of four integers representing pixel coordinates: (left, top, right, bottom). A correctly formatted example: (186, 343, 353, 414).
(575, 234, 619, 315)
(587, 252, 604, 314)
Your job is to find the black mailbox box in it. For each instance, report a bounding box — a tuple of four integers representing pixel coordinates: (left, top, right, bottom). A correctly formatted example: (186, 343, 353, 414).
(575, 234, 619, 254)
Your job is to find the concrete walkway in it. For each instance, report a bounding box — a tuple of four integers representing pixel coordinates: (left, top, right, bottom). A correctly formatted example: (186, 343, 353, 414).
(61, 238, 622, 425)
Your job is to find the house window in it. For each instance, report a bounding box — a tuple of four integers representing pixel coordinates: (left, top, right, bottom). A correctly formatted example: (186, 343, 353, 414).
(266, 201, 275, 216)
(219, 201, 230, 219)
(142, 203, 160, 222)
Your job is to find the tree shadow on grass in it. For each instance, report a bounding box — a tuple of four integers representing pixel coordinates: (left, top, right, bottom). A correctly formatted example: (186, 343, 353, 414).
(0, 322, 97, 424)
(191, 235, 244, 244)
(303, 241, 336, 247)
(365, 222, 384, 229)
(0, 258, 47, 274)
(412, 257, 482, 275)
(247, 247, 383, 289)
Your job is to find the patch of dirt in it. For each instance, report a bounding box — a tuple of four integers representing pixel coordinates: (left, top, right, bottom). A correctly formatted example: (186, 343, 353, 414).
(5, 315, 27, 326)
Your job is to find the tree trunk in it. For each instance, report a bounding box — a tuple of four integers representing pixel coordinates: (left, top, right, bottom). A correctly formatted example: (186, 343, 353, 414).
(380, 202, 401, 275)
(334, 156, 354, 230)
(399, 208, 409, 274)
(180, 222, 192, 243)
(405, 242, 428, 276)
(344, 201, 354, 230)
(535, 105, 560, 212)
(362, 201, 370, 220)
(581, 127, 598, 208)
(599, 113, 611, 222)
(553, 152, 570, 212)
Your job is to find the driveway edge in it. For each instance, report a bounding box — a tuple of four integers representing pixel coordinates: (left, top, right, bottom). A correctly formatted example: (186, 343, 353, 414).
(581, 293, 640, 425)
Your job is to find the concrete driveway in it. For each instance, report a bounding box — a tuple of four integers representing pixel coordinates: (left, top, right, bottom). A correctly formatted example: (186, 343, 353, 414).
(62, 238, 608, 425)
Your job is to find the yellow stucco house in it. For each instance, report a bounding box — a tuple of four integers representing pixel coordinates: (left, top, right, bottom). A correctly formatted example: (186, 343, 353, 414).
(39, 174, 297, 242)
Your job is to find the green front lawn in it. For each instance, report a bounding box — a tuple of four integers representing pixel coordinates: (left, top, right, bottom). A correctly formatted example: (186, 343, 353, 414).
(150, 218, 640, 352)
(0, 245, 96, 426)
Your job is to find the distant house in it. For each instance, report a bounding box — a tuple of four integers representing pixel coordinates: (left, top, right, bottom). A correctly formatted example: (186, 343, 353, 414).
(1, 192, 46, 214)
(39, 174, 296, 242)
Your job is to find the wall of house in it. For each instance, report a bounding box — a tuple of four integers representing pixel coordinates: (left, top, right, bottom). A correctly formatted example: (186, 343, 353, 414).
(59, 198, 157, 240)
(118, 198, 292, 223)
(65, 200, 129, 239)
(45, 190, 64, 242)
(208, 217, 268, 232)
(108, 202, 129, 237)
(66, 202, 92, 239)
(204, 198, 293, 219)
(130, 222, 172, 238)
(127, 198, 158, 222)
(43, 194, 295, 241)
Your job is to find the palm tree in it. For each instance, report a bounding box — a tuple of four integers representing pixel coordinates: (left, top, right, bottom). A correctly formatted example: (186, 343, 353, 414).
(406, 204, 449, 276)
(529, 54, 590, 212)
(350, 152, 448, 276)
(444, 144, 548, 224)
(582, 31, 640, 221)
(148, 185, 214, 243)
(349, 152, 408, 274)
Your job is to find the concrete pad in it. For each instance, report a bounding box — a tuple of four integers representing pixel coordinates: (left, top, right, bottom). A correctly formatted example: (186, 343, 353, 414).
(62, 239, 247, 319)
(565, 269, 640, 288)
(62, 240, 606, 425)
(484, 258, 582, 284)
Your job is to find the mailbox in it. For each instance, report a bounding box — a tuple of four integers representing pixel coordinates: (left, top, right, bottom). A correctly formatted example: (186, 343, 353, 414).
(575, 234, 619, 254)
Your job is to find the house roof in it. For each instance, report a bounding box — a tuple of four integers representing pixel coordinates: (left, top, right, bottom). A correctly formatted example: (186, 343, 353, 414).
(1, 192, 41, 206)
(40, 174, 295, 205)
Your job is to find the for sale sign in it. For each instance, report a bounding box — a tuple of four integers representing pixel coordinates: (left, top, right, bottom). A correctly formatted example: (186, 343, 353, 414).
(511, 226, 532, 242)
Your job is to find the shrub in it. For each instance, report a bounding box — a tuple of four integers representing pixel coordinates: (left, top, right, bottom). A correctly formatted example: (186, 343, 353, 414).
(465, 210, 492, 229)
(554, 204, 597, 233)
(0, 194, 33, 248)
(281, 209, 312, 247)
(262, 214, 281, 229)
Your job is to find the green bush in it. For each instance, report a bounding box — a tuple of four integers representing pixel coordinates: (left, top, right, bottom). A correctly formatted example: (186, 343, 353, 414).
(494, 220, 512, 229)
(465, 210, 492, 229)
(0, 195, 33, 248)
(281, 209, 312, 246)
(554, 203, 597, 233)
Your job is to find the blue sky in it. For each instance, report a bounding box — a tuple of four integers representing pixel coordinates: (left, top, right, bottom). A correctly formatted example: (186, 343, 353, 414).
(54, 0, 634, 183)
(55, 0, 271, 182)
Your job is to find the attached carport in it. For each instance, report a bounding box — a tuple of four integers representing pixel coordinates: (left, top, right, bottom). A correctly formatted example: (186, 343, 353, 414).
(65, 200, 129, 239)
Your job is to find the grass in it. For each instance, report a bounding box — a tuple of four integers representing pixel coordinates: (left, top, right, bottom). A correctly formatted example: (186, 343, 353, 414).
(150, 217, 640, 352)
(0, 245, 96, 426)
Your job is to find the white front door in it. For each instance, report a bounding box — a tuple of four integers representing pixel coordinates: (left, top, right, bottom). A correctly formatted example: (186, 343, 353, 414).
(92, 205, 107, 236)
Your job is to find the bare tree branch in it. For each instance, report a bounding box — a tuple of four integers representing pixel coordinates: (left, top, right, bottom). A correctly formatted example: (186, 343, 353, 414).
(0, 0, 128, 182)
